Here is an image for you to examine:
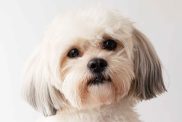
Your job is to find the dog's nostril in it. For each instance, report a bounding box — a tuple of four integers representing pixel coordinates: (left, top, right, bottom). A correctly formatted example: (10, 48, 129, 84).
(90, 62, 97, 69)
(87, 58, 108, 73)
(100, 60, 107, 68)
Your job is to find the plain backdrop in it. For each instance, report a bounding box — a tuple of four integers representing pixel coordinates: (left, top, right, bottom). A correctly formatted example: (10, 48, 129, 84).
(0, 0, 182, 122)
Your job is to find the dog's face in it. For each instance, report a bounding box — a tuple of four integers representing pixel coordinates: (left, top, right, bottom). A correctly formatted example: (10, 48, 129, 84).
(23, 9, 166, 116)
(60, 32, 134, 109)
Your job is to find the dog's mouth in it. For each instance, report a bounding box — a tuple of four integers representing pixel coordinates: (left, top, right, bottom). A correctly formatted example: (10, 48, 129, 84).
(87, 74, 111, 86)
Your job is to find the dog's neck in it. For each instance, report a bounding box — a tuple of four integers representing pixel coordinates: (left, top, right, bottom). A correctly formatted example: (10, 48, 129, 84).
(38, 98, 140, 122)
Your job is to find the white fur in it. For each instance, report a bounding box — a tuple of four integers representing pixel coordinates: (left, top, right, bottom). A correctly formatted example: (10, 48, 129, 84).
(23, 7, 166, 122)
(36, 98, 140, 122)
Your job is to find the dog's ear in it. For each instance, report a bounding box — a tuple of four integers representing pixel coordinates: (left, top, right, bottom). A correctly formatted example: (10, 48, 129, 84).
(129, 28, 166, 100)
(22, 48, 64, 116)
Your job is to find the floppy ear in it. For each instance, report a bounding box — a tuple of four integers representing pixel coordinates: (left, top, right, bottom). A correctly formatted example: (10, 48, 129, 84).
(22, 48, 65, 116)
(129, 28, 166, 100)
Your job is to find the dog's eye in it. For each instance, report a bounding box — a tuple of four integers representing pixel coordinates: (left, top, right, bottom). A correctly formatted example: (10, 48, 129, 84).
(67, 48, 80, 58)
(102, 39, 117, 50)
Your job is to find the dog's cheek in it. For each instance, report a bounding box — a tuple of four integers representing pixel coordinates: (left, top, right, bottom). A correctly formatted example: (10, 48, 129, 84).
(61, 73, 80, 108)
(61, 66, 90, 108)
(114, 78, 130, 101)
(76, 78, 89, 107)
(109, 59, 134, 100)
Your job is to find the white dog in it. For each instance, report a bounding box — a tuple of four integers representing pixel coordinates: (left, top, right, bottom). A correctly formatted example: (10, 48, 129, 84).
(23, 8, 166, 122)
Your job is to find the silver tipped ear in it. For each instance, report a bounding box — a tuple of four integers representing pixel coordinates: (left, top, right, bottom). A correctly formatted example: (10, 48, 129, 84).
(23, 49, 64, 116)
(129, 28, 166, 100)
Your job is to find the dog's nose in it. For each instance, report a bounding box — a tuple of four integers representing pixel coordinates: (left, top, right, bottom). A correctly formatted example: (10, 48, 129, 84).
(87, 58, 108, 73)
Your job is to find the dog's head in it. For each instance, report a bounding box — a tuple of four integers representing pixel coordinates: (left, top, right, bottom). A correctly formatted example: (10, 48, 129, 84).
(23, 9, 166, 116)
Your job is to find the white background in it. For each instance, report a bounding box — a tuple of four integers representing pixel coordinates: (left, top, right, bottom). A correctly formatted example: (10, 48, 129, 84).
(0, 0, 182, 122)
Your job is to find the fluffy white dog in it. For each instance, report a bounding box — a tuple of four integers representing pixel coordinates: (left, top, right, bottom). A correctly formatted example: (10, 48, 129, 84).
(23, 8, 166, 122)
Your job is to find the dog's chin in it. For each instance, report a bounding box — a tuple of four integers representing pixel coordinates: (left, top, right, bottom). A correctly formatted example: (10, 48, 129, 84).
(80, 74, 116, 109)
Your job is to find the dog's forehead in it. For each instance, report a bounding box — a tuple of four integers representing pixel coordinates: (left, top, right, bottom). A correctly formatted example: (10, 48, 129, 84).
(47, 9, 132, 40)
(49, 13, 114, 41)
(44, 9, 133, 56)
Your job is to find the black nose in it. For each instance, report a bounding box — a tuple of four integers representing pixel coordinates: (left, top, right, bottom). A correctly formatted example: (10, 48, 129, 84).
(87, 58, 108, 73)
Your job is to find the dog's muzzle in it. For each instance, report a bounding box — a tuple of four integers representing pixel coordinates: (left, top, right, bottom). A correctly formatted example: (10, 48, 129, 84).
(87, 58, 111, 85)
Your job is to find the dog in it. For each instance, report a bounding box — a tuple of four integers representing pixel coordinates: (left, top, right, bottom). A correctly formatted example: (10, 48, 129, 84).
(23, 8, 166, 122)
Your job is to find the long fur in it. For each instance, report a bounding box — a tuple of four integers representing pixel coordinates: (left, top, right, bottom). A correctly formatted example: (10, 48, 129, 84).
(23, 8, 166, 122)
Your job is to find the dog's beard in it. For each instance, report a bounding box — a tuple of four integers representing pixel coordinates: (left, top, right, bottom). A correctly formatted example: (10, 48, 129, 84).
(61, 70, 114, 109)
(61, 64, 133, 109)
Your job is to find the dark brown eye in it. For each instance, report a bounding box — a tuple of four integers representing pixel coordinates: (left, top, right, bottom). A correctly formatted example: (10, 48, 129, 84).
(67, 48, 80, 58)
(102, 39, 117, 50)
